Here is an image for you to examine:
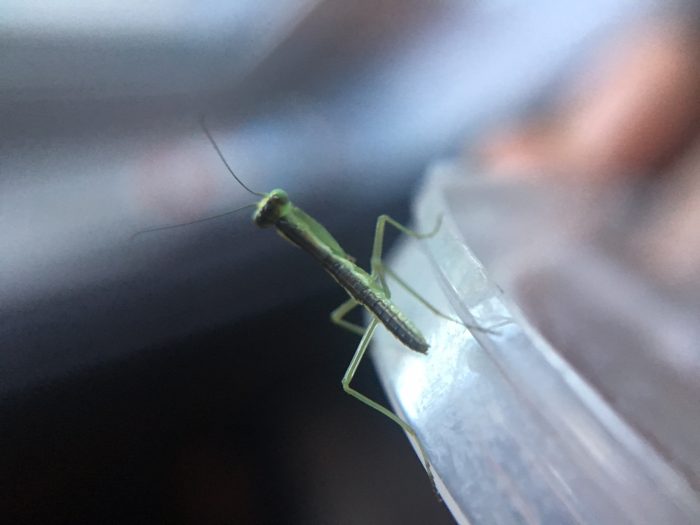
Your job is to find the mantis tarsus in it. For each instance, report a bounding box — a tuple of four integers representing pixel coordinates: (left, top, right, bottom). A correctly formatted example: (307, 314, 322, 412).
(141, 119, 466, 490)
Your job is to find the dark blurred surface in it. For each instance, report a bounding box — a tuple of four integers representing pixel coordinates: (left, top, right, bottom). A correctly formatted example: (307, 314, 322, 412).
(1, 289, 456, 524)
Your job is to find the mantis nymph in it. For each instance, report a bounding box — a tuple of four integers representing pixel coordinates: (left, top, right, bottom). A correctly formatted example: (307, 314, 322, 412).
(140, 119, 468, 489)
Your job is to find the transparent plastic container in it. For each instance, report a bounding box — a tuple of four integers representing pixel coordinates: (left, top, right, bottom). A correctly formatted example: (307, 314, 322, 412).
(371, 162, 700, 524)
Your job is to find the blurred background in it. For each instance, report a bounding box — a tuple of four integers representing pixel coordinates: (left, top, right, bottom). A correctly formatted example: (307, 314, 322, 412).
(1, 0, 699, 523)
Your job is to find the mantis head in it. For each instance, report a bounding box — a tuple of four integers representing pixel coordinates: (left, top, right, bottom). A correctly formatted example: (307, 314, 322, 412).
(253, 189, 290, 227)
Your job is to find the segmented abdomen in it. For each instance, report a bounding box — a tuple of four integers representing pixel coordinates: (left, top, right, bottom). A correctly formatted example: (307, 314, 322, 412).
(325, 258, 429, 354)
(275, 217, 429, 354)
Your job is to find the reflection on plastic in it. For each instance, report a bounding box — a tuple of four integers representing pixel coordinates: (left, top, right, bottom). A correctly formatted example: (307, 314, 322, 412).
(371, 163, 700, 524)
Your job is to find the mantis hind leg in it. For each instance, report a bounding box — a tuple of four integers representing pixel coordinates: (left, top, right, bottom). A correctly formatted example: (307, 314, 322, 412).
(370, 214, 441, 295)
(330, 297, 365, 336)
(343, 317, 436, 490)
(370, 215, 457, 321)
(370, 214, 486, 331)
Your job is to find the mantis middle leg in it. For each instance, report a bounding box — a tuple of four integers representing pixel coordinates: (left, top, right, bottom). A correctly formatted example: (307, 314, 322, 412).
(342, 316, 436, 489)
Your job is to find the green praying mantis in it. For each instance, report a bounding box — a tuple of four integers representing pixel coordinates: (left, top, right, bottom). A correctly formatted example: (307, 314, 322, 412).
(137, 119, 477, 490)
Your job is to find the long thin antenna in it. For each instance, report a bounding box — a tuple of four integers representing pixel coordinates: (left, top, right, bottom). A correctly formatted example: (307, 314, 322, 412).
(199, 115, 264, 197)
(131, 203, 257, 241)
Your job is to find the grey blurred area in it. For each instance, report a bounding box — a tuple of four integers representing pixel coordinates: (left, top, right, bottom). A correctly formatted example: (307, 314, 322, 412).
(0, 0, 643, 392)
(0, 1, 654, 524)
(375, 165, 700, 524)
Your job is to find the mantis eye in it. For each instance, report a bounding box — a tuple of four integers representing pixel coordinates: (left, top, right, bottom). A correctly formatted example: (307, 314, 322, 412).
(273, 193, 288, 205)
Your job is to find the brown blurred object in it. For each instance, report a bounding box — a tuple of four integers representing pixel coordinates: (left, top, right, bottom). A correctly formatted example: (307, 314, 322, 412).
(478, 17, 700, 182)
(636, 136, 700, 285)
(477, 14, 700, 286)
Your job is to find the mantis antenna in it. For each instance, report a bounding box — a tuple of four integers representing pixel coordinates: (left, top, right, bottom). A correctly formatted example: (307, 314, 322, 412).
(130, 203, 257, 240)
(132, 117, 263, 240)
(199, 115, 265, 197)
